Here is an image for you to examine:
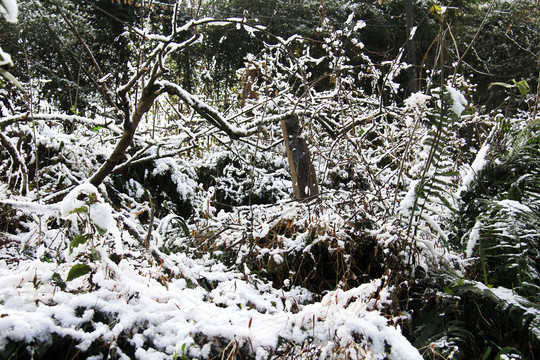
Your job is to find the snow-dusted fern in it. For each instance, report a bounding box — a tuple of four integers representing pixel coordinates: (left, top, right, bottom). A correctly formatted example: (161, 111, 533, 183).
(464, 123, 540, 300)
(400, 86, 467, 263)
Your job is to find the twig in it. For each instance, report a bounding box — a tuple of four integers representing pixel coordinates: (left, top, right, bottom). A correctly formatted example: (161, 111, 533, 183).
(111, 144, 198, 174)
(145, 194, 155, 249)
(453, 0, 494, 81)
(53, 4, 119, 113)
(0, 132, 28, 195)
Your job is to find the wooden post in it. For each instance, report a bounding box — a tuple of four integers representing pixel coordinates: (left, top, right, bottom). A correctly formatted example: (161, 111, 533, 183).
(280, 114, 319, 200)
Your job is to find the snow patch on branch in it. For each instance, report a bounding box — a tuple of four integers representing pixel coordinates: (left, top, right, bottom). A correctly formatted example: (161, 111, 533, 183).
(404, 92, 431, 110)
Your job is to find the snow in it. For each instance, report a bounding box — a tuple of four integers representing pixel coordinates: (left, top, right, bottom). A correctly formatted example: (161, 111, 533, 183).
(0, 198, 60, 218)
(0, 47, 13, 67)
(466, 220, 482, 258)
(446, 85, 468, 116)
(0, 0, 17, 23)
(0, 182, 426, 359)
(354, 20, 366, 31)
(496, 199, 533, 213)
(0, 255, 420, 358)
(399, 180, 419, 216)
(460, 141, 490, 192)
(404, 92, 431, 110)
(408, 26, 417, 40)
(60, 182, 115, 234)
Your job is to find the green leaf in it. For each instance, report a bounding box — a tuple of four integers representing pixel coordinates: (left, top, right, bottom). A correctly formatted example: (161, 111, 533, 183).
(443, 286, 454, 295)
(66, 264, 91, 281)
(438, 195, 457, 213)
(87, 193, 99, 205)
(527, 136, 540, 145)
(91, 126, 102, 131)
(494, 347, 522, 360)
(481, 347, 493, 360)
(70, 206, 88, 214)
(172, 217, 190, 237)
(177, 219, 190, 238)
(513, 79, 530, 96)
(489, 79, 530, 96)
(95, 225, 107, 236)
(51, 272, 67, 291)
(89, 246, 101, 261)
(69, 234, 88, 253)
(438, 170, 460, 177)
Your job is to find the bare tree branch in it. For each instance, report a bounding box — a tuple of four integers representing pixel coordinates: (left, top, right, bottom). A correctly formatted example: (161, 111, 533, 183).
(89, 83, 164, 187)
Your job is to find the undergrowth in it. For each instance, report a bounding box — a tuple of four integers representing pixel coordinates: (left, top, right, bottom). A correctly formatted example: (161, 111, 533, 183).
(1, 2, 539, 358)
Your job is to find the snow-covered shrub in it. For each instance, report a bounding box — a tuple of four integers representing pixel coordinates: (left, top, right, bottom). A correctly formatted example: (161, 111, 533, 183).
(1, 0, 539, 358)
(195, 148, 293, 210)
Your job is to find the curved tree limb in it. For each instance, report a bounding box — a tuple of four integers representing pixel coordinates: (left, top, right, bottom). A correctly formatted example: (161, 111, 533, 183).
(89, 83, 164, 187)
(160, 80, 245, 140)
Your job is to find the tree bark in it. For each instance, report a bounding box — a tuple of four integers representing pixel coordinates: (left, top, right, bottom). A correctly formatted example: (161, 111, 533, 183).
(280, 115, 319, 200)
(89, 84, 161, 187)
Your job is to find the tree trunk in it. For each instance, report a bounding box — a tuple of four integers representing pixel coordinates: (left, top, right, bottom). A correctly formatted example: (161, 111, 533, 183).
(404, 0, 419, 94)
(280, 115, 319, 200)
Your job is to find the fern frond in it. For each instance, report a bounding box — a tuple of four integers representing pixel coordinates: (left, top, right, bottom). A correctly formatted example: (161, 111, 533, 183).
(462, 125, 540, 301)
(400, 87, 465, 262)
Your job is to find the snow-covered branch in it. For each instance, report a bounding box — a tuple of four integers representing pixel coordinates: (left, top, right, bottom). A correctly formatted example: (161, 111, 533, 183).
(0, 113, 122, 134)
(160, 80, 251, 139)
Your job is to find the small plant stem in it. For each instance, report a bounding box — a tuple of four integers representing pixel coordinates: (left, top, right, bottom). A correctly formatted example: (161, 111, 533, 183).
(532, 68, 540, 120)
(145, 194, 155, 249)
